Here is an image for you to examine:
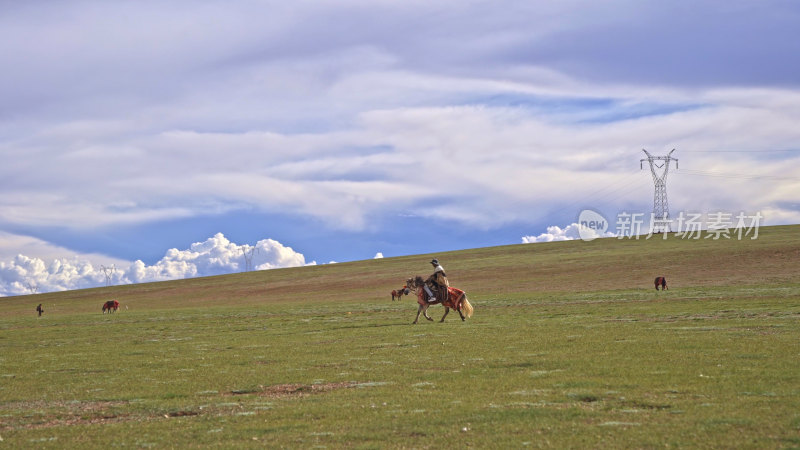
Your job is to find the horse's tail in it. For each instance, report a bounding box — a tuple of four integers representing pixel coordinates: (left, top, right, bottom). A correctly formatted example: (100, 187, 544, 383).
(461, 295, 474, 318)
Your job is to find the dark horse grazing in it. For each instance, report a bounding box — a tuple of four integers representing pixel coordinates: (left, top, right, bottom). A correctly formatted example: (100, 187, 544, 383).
(654, 276, 668, 290)
(391, 286, 409, 301)
(102, 300, 120, 313)
(406, 276, 473, 324)
(36, 303, 44, 317)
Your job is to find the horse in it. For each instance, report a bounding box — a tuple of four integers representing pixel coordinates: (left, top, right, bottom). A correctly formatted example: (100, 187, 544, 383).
(102, 300, 120, 314)
(654, 276, 668, 291)
(405, 276, 473, 324)
(391, 286, 409, 301)
(36, 303, 44, 317)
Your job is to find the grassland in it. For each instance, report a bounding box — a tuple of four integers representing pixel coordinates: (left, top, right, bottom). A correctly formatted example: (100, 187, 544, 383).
(1, 225, 799, 448)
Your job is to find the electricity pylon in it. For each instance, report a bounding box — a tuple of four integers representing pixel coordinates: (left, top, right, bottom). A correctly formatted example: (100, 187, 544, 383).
(100, 264, 116, 287)
(641, 149, 678, 233)
(241, 246, 259, 272)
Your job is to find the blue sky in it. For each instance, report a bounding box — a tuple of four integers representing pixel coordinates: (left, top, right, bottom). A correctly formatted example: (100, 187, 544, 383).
(2, 1, 800, 295)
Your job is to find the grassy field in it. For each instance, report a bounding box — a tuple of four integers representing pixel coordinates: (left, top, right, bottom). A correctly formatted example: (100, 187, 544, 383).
(1, 225, 799, 448)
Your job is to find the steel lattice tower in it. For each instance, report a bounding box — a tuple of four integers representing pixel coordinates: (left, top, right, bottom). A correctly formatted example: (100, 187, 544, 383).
(641, 149, 678, 233)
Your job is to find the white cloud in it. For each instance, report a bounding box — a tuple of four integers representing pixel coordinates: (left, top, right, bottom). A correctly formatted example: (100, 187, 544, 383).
(522, 223, 615, 243)
(374, 252, 384, 259)
(522, 224, 582, 243)
(0, 254, 107, 296)
(0, 233, 306, 297)
(0, 231, 130, 268)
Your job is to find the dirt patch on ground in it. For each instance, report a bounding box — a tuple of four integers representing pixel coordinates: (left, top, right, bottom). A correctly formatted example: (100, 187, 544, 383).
(236, 381, 359, 399)
(166, 410, 200, 417)
(2, 382, 363, 430)
(20, 413, 135, 429)
(0, 400, 134, 430)
(1, 400, 128, 411)
(0, 400, 206, 431)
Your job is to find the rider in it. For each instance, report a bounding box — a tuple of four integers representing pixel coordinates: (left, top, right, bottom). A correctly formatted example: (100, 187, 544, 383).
(424, 259, 449, 303)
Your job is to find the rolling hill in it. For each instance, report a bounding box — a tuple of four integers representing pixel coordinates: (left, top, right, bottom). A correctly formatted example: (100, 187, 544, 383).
(1, 225, 798, 447)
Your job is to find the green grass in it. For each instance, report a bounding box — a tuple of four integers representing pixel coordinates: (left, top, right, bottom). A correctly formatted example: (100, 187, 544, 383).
(1, 225, 800, 447)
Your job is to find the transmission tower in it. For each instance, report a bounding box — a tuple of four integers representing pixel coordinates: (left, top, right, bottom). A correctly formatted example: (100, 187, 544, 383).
(640, 149, 678, 233)
(241, 246, 259, 272)
(100, 264, 116, 287)
(26, 281, 39, 295)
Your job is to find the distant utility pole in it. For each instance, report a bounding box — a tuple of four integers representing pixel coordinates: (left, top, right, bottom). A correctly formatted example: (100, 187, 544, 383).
(641, 149, 678, 233)
(100, 264, 116, 287)
(241, 246, 259, 272)
(26, 281, 39, 295)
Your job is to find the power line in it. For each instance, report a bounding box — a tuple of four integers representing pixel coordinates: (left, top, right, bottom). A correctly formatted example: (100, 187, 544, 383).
(675, 169, 800, 181)
(682, 149, 800, 153)
(544, 149, 651, 216)
(532, 149, 661, 223)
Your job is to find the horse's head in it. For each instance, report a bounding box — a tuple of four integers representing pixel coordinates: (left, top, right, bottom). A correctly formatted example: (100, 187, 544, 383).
(406, 276, 426, 295)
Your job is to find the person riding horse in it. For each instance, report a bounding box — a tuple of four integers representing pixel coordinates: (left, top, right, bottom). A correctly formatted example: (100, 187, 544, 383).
(423, 259, 449, 303)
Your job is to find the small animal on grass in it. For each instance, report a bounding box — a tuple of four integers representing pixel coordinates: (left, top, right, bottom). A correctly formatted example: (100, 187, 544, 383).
(405, 276, 474, 324)
(102, 300, 120, 313)
(654, 276, 668, 290)
(391, 286, 409, 301)
(36, 304, 44, 317)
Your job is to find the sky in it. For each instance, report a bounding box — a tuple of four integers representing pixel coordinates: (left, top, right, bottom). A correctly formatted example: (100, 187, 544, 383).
(2, 1, 800, 296)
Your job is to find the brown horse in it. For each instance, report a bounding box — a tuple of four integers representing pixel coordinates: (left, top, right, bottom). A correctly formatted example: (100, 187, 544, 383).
(102, 300, 120, 313)
(391, 286, 409, 301)
(406, 276, 473, 324)
(654, 277, 668, 291)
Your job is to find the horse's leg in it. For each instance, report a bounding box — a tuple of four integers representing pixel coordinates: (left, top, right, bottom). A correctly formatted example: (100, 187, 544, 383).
(440, 307, 450, 322)
(451, 295, 466, 321)
(413, 304, 423, 324)
(423, 304, 433, 321)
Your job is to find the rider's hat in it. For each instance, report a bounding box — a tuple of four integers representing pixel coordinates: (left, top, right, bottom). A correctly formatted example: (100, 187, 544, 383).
(430, 259, 439, 265)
